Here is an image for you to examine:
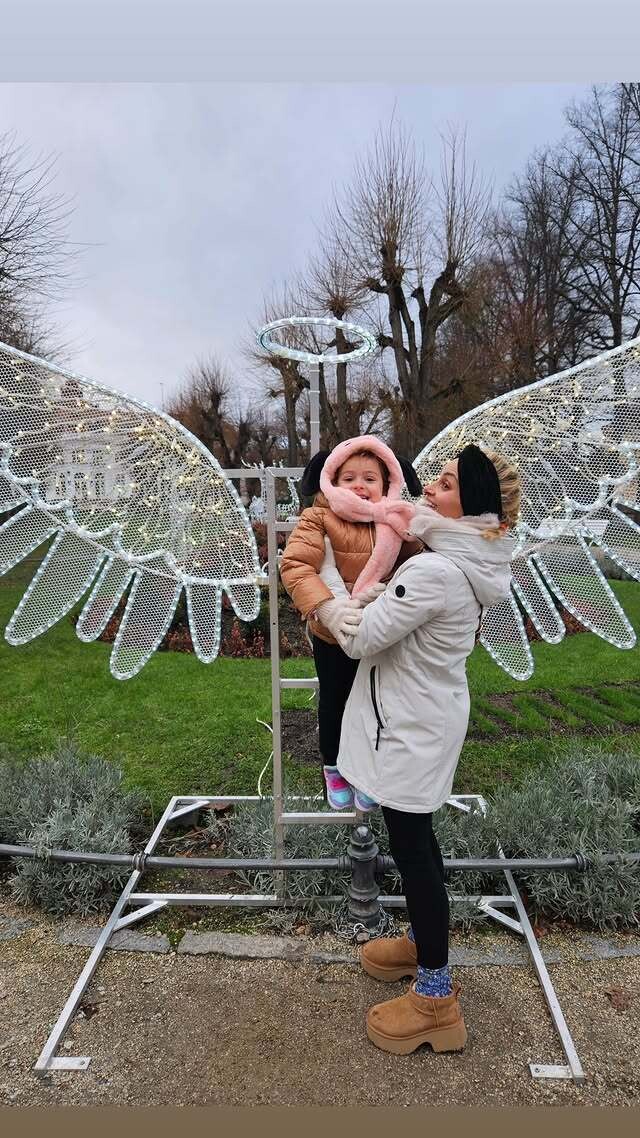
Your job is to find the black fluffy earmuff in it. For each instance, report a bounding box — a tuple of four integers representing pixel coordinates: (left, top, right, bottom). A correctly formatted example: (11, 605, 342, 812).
(299, 449, 422, 498)
(299, 451, 331, 497)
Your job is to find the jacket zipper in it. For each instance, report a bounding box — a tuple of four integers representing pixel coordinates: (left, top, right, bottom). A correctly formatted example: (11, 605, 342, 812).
(369, 665, 386, 750)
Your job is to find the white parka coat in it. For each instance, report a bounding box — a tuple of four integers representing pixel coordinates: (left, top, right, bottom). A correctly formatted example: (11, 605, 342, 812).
(335, 509, 515, 813)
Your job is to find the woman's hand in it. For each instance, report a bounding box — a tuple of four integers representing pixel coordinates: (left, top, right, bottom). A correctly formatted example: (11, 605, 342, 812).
(315, 596, 363, 643)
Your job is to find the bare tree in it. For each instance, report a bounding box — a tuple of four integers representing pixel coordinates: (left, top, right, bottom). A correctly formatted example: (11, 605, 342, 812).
(0, 288, 62, 357)
(329, 120, 492, 450)
(245, 282, 312, 465)
(0, 131, 73, 307)
(249, 410, 279, 465)
(558, 85, 640, 349)
(168, 355, 282, 489)
(305, 229, 371, 441)
(485, 149, 597, 386)
(0, 131, 75, 358)
(167, 356, 236, 465)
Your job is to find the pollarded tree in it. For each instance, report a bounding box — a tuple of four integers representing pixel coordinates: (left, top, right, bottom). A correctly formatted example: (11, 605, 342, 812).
(329, 120, 492, 451)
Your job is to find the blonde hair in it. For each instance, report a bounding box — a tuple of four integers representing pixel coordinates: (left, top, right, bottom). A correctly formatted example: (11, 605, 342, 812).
(479, 449, 522, 540)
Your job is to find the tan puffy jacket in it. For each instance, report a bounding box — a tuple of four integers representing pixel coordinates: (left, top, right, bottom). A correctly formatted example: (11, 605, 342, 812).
(280, 493, 374, 644)
(279, 493, 414, 645)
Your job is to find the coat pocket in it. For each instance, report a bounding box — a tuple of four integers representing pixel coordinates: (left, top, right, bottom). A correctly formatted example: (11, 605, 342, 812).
(369, 665, 387, 750)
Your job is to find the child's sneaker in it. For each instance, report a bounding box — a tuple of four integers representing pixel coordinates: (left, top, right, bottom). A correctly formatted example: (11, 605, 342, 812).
(323, 766, 354, 810)
(354, 786, 379, 812)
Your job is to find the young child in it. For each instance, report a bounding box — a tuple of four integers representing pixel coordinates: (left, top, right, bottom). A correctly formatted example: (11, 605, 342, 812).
(279, 436, 419, 811)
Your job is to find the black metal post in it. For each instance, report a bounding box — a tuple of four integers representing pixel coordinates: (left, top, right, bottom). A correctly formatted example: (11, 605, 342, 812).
(347, 823, 381, 928)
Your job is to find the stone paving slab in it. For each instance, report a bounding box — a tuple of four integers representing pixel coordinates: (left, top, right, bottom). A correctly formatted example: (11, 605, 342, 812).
(57, 925, 171, 953)
(38, 919, 640, 966)
(0, 916, 36, 942)
(177, 930, 354, 962)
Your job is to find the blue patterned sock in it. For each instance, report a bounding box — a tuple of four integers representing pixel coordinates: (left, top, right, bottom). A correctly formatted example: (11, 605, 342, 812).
(407, 927, 415, 942)
(414, 963, 453, 997)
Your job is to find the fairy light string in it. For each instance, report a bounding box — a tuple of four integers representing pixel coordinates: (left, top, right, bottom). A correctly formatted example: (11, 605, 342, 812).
(0, 341, 263, 679)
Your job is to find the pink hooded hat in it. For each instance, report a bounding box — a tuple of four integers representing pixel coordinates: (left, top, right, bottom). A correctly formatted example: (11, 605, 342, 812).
(319, 435, 415, 597)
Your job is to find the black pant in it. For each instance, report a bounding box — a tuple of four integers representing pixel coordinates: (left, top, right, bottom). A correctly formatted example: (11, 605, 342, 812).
(312, 635, 359, 764)
(382, 806, 449, 970)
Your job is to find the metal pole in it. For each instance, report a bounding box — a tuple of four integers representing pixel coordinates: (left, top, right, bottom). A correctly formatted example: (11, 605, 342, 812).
(265, 466, 285, 876)
(0, 845, 345, 872)
(5, 843, 638, 874)
(503, 863, 585, 1084)
(347, 824, 381, 928)
(377, 852, 616, 873)
(309, 362, 320, 456)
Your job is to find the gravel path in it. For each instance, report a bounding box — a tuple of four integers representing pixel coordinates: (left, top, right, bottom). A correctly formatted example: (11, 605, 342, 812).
(1, 901, 640, 1107)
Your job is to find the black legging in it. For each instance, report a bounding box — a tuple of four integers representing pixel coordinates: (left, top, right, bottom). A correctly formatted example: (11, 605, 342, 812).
(312, 635, 359, 764)
(382, 806, 449, 970)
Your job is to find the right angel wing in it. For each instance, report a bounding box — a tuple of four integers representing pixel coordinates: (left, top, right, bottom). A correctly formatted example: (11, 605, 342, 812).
(0, 341, 263, 679)
(413, 338, 640, 680)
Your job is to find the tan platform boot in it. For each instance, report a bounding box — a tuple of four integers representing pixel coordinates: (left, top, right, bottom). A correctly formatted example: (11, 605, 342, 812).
(366, 983, 467, 1055)
(360, 933, 417, 982)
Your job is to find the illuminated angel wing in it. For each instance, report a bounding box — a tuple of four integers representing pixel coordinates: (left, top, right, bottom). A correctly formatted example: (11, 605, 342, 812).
(414, 338, 640, 679)
(0, 341, 262, 679)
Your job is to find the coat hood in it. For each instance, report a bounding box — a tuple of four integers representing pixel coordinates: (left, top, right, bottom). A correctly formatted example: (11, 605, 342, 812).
(409, 505, 515, 608)
(320, 435, 405, 498)
(318, 435, 406, 596)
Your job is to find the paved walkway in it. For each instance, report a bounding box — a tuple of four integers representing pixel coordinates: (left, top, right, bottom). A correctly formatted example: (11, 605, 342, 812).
(1, 900, 640, 1106)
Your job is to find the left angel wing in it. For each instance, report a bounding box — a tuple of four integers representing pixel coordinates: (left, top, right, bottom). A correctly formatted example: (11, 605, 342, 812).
(0, 341, 263, 679)
(413, 338, 640, 679)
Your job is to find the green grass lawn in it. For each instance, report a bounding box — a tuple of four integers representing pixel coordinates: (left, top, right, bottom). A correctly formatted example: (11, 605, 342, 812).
(1, 556, 639, 813)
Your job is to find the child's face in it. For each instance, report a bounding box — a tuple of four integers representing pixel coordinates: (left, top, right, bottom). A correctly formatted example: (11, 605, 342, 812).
(335, 454, 385, 502)
(423, 460, 463, 518)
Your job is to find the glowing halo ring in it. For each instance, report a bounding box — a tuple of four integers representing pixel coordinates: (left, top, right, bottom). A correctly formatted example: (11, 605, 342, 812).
(257, 315, 376, 365)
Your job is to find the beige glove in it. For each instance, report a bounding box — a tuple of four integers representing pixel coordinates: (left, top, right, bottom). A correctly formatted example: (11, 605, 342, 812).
(353, 582, 387, 606)
(315, 596, 363, 642)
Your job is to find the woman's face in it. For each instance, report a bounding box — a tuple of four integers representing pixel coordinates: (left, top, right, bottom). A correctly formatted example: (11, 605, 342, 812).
(423, 460, 463, 518)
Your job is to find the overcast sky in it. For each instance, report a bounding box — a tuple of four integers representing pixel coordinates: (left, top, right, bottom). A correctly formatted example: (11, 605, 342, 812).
(1, 83, 591, 412)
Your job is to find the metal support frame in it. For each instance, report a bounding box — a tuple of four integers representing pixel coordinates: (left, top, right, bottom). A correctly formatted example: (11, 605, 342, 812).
(30, 792, 586, 1082)
(30, 372, 584, 1082)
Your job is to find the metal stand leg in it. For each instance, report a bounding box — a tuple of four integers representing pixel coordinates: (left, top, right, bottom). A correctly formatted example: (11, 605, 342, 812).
(461, 795, 585, 1085)
(502, 865, 585, 1083)
(34, 795, 179, 1074)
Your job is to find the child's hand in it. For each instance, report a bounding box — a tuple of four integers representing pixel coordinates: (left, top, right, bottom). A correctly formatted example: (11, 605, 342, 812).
(354, 583, 387, 606)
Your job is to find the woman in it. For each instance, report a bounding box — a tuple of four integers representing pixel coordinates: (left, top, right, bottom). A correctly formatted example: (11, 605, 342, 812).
(326, 444, 521, 1056)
